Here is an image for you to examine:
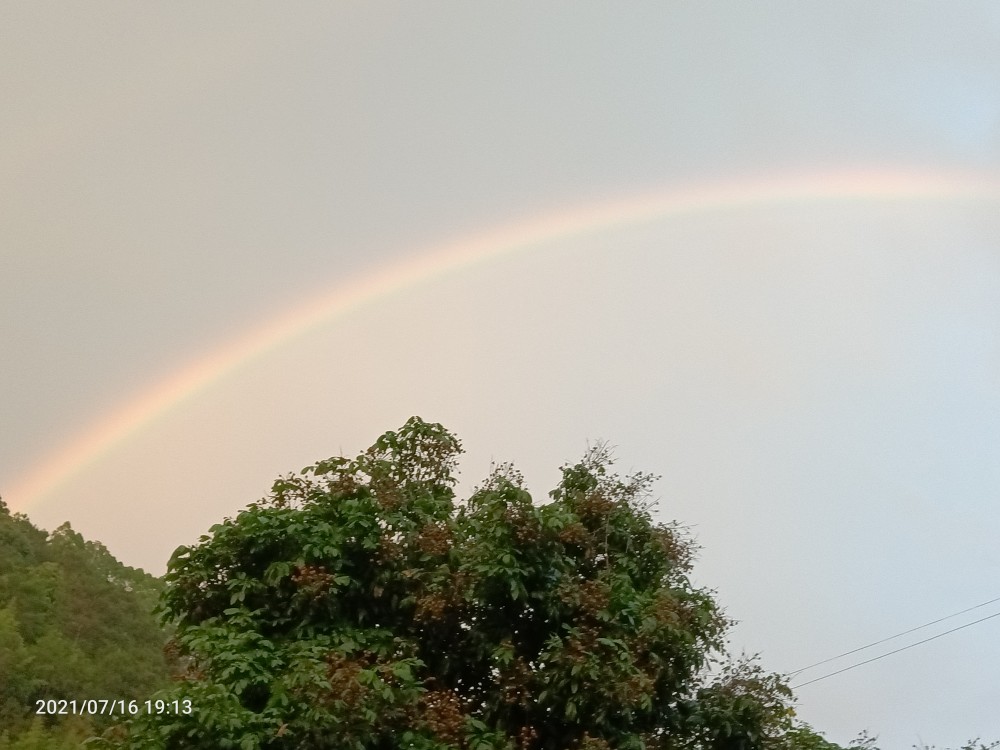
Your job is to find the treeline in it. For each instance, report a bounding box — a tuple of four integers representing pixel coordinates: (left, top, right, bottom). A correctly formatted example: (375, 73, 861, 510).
(0, 498, 171, 748)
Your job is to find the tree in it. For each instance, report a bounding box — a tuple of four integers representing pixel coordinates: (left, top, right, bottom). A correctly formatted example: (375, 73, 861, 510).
(94, 417, 825, 750)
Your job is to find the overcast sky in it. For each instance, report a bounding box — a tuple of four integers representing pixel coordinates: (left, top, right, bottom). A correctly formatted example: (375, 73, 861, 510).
(3, 3, 1000, 745)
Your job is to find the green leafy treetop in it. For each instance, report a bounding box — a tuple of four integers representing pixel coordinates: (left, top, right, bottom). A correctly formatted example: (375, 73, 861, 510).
(91, 417, 836, 750)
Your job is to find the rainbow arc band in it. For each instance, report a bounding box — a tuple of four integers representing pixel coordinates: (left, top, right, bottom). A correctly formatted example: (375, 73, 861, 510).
(10, 168, 1000, 512)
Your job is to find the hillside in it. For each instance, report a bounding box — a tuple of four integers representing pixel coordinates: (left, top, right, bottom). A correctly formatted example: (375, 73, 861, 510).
(0, 498, 171, 748)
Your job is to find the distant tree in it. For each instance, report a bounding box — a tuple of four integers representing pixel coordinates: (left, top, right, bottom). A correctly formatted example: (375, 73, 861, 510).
(95, 417, 834, 750)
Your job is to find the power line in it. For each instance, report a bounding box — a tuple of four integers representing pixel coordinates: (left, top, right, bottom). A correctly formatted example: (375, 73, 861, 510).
(791, 609, 1000, 689)
(788, 594, 1000, 677)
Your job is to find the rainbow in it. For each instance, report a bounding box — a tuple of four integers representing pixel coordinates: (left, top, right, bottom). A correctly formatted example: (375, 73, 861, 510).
(9, 167, 1000, 512)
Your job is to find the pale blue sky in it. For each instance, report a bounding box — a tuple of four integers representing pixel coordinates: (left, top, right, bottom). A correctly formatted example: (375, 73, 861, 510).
(2, 3, 1000, 745)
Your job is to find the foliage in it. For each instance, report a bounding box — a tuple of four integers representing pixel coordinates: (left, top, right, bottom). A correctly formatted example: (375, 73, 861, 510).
(0, 497, 171, 746)
(914, 742, 1000, 750)
(4, 427, 995, 749)
(93, 417, 822, 750)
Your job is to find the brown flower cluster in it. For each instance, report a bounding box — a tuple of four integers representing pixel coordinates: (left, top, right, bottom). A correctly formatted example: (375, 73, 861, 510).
(619, 669, 655, 708)
(578, 579, 611, 616)
(326, 469, 360, 496)
(498, 655, 534, 707)
(652, 525, 694, 572)
(414, 591, 449, 623)
(324, 652, 369, 710)
(505, 508, 541, 545)
(377, 533, 405, 565)
(371, 476, 405, 511)
(576, 491, 615, 522)
(648, 591, 685, 628)
(577, 732, 612, 750)
(415, 522, 452, 557)
(516, 725, 539, 749)
(414, 567, 471, 623)
(291, 564, 334, 595)
(557, 578, 611, 620)
(417, 689, 465, 746)
(563, 623, 601, 663)
(162, 637, 191, 680)
(557, 521, 588, 547)
(162, 637, 181, 662)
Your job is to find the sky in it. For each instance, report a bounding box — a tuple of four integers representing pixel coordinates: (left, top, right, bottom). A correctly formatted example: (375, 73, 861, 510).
(2, 2, 1000, 745)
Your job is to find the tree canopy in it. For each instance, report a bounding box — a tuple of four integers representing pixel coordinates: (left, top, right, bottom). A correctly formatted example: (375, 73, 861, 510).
(94, 416, 838, 750)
